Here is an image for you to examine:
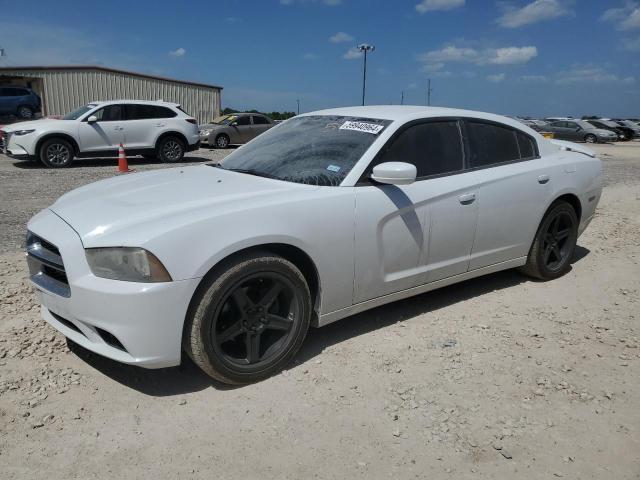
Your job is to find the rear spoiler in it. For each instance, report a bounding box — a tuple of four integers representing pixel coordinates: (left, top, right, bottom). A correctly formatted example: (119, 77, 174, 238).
(549, 139, 597, 158)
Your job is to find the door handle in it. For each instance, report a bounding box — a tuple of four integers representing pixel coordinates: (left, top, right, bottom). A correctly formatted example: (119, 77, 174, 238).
(538, 174, 550, 184)
(155, 123, 165, 127)
(458, 193, 476, 205)
(114, 126, 124, 131)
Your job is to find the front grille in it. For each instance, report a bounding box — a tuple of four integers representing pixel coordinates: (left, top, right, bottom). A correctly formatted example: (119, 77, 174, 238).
(26, 232, 70, 297)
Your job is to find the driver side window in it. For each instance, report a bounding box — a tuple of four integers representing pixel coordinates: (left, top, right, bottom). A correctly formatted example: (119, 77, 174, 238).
(93, 104, 124, 122)
(373, 121, 464, 179)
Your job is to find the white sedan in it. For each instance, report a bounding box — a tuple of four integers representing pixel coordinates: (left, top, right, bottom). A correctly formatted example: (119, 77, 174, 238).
(26, 106, 602, 384)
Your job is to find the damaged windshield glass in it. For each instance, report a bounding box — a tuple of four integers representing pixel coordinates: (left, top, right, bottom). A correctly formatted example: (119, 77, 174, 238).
(215, 115, 391, 186)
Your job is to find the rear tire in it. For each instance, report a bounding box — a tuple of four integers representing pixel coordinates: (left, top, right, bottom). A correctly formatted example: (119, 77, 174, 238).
(519, 201, 578, 280)
(39, 138, 74, 168)
(184, 252, 311, 384)
(157, 136, 185, 163)
(584, 134, 597, 144)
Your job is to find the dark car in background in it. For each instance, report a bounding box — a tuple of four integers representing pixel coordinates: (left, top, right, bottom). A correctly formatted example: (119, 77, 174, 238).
(586, 119, 630, 141)
(199, 112, 275, 148)
(544, 120, 618, 143)
(0, 86, 41, 119)
(611, 119, 640, 139)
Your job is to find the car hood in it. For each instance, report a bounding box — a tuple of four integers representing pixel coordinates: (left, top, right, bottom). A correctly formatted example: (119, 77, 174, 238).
(3, 118, 71, 132)
(49, 165, 315, 247)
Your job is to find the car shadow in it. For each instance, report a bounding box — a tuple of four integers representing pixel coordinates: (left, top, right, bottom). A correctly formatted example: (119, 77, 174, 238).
(65, 246, 590, 396)
(11, 155, 213, 169)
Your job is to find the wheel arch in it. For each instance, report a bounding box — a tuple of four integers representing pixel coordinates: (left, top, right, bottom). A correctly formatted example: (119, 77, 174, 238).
(35, 133, 80, 156)
(184, 243, 322, 336)
(155, 131, 188, 151)
(553, 193, 582, 221)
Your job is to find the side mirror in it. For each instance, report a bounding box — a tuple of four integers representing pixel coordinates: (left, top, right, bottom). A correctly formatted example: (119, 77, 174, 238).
(87, 115, 98, 123)
(371, 162, 417, 185)
(575, 126, 581, 131)
(230, 121, 238, 126)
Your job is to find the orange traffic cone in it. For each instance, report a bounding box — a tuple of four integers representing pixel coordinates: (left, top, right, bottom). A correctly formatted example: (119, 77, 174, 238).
(117, 143, 132, 173)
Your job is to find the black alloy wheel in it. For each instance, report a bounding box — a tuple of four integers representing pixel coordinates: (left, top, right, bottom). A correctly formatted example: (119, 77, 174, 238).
(520, 201, 578, 280)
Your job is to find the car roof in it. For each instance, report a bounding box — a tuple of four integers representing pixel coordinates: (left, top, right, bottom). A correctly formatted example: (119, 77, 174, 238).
(301, 105, 537, 133)
(87, 99, 180, 107)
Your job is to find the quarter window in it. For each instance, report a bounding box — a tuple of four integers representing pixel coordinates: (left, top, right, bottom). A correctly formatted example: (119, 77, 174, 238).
(374, 121, 464, 178)
(516, 131, 535, 159)
(465, 121, 521, 168)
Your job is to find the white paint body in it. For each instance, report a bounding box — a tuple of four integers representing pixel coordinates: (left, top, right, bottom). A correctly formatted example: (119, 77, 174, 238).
(26, 106, 603, 368)
(2, 99, 200, 158)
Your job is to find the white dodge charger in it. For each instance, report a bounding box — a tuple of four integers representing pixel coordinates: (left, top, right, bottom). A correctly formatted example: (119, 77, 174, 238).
(26, 106, 602, 384)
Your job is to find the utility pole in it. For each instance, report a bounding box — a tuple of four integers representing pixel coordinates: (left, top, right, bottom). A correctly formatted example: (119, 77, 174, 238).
(357, 44, 375, 106)
(296, 99, 300, 115)
(401, 90, 404, 105)
(427, 78, 432, 106)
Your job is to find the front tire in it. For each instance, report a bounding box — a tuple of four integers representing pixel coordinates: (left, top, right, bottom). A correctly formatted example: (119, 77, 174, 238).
(39, 138, 74, 168)
(184, 252, 311, 384)
(584, 134, 597, 144)
(157, 136, 185, 163)
(520, 201, 578, 280)
(214, 134, 230, 149)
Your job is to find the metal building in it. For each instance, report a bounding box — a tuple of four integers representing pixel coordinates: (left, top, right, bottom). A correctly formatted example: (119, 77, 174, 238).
(0, 65, 222, 123)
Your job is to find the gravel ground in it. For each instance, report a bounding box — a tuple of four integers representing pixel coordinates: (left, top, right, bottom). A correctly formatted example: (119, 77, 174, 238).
(0, 143, 639, 479)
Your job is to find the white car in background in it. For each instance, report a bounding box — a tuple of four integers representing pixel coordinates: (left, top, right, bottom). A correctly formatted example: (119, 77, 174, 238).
(26, 106, 602, 384)
(1, 100, 200, 167)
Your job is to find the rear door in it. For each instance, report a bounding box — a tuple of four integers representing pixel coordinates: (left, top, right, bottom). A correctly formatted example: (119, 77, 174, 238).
(250, 115, 272, 140)
(354, 119, 479, 302)
(462, 120, 550, 269)
(77, 104, 126, 153)
(124, 104, 177, 149)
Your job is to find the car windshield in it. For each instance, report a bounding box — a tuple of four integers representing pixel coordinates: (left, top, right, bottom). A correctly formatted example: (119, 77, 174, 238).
(63, 104, 96, 120)
(620, 120, 638, 128)
(597, 120, 618, 128)
(216, 115, 391, 186)
(212, 114, 238, 125)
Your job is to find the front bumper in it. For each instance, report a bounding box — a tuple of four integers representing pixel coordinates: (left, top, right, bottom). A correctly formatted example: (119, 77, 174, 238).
(27, 209, 200, 368)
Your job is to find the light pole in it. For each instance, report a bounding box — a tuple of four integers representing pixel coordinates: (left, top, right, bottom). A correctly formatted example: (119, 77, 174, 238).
(357, 43, 375, 106)
(296, 99, 300, 115)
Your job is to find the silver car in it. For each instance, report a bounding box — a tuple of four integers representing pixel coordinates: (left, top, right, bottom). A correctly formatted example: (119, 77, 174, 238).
(545, 120, 618, 143)
(199, 113, 275, 148)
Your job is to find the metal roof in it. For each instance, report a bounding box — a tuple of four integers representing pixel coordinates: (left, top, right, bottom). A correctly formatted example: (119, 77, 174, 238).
(0, 65, 222, 90)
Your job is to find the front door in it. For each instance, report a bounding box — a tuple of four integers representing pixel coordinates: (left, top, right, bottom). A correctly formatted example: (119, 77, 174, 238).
(353, 120, 479, 303)
(233, 115, 253, 143)
(77, 104, 126, 154)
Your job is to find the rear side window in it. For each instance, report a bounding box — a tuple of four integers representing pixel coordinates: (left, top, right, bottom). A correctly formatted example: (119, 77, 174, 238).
(465, 121, 520, 168)
(252, 115, 270, 125)
(516, 132, 536, 159)
(375, 121, 464, 178)
(126, 104, 177, 120)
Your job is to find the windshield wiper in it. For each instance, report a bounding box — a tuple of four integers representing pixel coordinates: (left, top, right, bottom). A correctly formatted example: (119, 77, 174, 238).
(211, 165, 280, 180)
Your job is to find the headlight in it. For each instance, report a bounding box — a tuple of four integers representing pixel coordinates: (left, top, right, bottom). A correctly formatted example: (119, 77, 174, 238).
(85, 248, 172, 282)
(200, 129, 211, 136)
(12, 129, 35, 136)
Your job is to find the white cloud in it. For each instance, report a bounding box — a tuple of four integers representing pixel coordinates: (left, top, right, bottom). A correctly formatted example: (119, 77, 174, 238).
(281, 0, 342, 5)
(497, 0, 571, 28)
(622, 36, 640, 50)
(343, 47, 363, 59)
(555, 66, 620, 84)
(415, 0, 465, 14)
(622, 76, 636, 84)
(601, 1, 640, 30)
(329, 32, 354, 43)
(520, 74, 548, 82)
(168, 47, 186, 57)
(302, 53, 318, 60)
(418, 45, 537, 67)
(486, 73, 506, 82)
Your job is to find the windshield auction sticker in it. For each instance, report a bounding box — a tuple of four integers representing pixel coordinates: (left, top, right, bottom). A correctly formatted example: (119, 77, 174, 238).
(339, 121, 384, 135)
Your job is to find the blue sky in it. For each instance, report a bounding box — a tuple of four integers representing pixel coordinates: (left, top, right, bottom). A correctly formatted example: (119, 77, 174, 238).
(1, 0, 639, 117)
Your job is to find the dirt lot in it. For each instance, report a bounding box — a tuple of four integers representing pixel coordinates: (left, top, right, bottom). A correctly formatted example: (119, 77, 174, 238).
(1, 144, 639, 479)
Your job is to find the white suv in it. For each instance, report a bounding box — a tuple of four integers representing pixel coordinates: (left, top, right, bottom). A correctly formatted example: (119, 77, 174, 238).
(1, 100, 200, 167)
